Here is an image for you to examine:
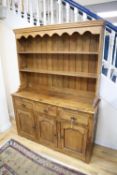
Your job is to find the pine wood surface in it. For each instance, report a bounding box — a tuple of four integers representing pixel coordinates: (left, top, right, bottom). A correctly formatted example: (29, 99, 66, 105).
(14, 20, 105, 39)
(18, 51, 99, 54)
(0, 121, 117, 175)
(19, 69, 98, 79)
(13, 20, 105, 162)
(13, 88, 95, 114)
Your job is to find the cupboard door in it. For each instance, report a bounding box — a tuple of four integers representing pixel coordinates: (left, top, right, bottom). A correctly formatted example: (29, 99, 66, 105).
(36, 114, 57, 147)
(60, 120, 88, 158)
(16, 109, 36, 140)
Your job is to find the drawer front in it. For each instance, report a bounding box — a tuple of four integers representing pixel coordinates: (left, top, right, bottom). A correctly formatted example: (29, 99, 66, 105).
(35, 102, 57, 116)
(14, 97, 33, 110)
(58, 108, 89, 125)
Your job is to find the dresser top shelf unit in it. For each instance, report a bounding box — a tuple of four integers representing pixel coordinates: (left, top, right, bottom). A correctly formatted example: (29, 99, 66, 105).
(14, 20, 105, 114)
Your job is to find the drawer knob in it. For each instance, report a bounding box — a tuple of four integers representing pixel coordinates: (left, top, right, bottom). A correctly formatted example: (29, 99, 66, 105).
(71, 117, 76, 128)
(32, 125, 36, 129)
(54, 134, 57, 137)
(44, 109, 48, 113)
(22, 104, 26, 108)
(71, 117, 76, 121)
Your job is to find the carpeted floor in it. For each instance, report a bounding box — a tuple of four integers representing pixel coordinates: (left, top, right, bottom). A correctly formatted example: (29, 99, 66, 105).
(0, 139, 86, 175)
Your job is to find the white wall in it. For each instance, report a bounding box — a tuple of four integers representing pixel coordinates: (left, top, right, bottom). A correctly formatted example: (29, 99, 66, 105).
(0, 56, 11, 132)
(96, 99, 117, 149)
(0, 21, 20, 117)
(0, 8, 33, 117)
(3, 9, 33, 29)
(0, 9, 117, 149)
(95, 75, 117, 149)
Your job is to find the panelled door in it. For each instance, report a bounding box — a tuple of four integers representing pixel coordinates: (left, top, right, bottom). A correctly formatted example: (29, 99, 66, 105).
(36, 113, 57, 148)
(60, 120, 88, 158)
(16, 109, 36, 140)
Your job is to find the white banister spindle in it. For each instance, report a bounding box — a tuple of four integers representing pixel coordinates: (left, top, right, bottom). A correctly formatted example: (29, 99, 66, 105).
(20, 0, 25, 17)
(31, 0, 38, 25)
(107, 30, 115, 78)
(9, 0, 14, 10)
(50, 0, 54, 24)
(74, 7, 78, 22)
(46, 0, 50, 25)
(6, 0, 9, 7)
(36, 0, 40, 25)
(43, 0, 46, 25)
(112, 34, 117, 66)
(83, 12, 87, 21)
(27, 0, 33, 23)
(24, 0, 29, 17)
(66, 3, 70, 23)
(38, 0, 43, 25)
(14, 0, 19, 13)
(26, 0, 30, 22)
(58, 0, 62, 24)
(77, 10, 82, 21)
(2, 0, 7, 6)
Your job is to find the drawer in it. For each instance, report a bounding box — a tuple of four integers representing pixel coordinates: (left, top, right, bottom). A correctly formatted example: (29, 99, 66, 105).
(35, 102, 57, 116)
(58, 108, 89, 125)
(14, 97, 33, 110)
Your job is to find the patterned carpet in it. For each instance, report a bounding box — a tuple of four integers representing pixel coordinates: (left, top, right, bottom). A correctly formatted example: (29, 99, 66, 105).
(0, 139, 86, 175)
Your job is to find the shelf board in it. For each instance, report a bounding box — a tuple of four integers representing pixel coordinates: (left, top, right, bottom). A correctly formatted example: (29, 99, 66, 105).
(18, 51, 99, 55)
(13, 88, 96, 114)
(20, 68, 98, 79)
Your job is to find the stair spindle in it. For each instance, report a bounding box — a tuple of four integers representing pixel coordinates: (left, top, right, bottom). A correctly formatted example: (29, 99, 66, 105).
(50, 0, 54, 24)
(66, 2, 70, 23)
(43, 0, 46, 25)
(74, 7, 78, 22)
(58, 0, 62, 24)
(82, 12, 87, 21)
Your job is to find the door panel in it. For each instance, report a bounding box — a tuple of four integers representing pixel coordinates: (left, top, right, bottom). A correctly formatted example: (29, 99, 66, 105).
(60, 121, 87, 157)
(64, 128, 83, 152)
(36, 114, 57, 147)
(16, 109, 36, 140)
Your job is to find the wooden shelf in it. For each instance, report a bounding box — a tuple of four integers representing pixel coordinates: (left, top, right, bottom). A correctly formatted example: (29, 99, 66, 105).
(13, 88, 96, 114)
(18, 51, 99, 55)
(20, 68, 98, 79)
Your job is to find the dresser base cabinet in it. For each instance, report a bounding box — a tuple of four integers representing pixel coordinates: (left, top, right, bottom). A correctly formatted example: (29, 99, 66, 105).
(13, 21, 104, 163)
(13, 96, 97, 163)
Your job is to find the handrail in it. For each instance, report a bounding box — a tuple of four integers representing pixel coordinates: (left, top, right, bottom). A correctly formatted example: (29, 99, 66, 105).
(64, 0, 117, 32)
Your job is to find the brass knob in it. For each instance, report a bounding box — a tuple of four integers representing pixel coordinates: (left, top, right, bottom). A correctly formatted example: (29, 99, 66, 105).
(22, 104, 26, 108)
(61, 135, 64, 139)
(32, 125, 36, 129)
(44, 109, 48, 113)
(71, 117, 76, 121)
(71, 117, 76, 128)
